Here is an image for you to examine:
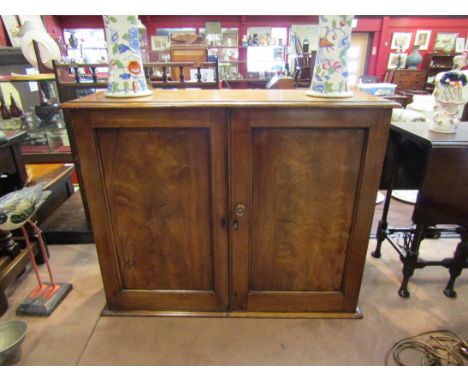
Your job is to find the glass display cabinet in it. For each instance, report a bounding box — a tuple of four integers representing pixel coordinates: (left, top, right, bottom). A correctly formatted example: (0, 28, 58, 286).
(0, 74, 72, 163)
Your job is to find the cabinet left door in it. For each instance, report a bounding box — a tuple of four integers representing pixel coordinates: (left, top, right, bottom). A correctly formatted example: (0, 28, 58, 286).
(70, 108, 229, 313)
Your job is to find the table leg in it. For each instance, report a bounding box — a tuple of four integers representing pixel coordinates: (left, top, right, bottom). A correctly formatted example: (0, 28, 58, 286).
(443, 230, 468, 298)
(398, 224, 425, 298)
(372, 191, 392, 259)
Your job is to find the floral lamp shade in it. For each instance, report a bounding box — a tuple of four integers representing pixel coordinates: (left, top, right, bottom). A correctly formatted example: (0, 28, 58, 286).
(307, 15, 354, 98)
(103, 15, 152, 98)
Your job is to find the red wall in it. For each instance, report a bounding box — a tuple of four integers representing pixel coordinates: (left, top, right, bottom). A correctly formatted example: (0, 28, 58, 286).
(373, 16, 468, 79)
(0, 18, 8, 46)
(44, 15, 468, 79)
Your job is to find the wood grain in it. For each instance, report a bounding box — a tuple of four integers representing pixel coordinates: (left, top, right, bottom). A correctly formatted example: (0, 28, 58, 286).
(97, 128, 212, 291)
(230, 108, 392, 313)
(250, 128, 365, 292)
(61, 89, 398, 110)
(70, 109, 229, 312)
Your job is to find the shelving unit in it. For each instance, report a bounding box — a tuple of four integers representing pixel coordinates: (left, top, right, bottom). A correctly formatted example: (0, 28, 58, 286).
(422, 52, 456, 91)
(0, 74, 72, 163)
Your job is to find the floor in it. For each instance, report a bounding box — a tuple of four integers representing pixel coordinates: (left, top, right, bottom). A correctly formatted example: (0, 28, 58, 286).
(1, 196, 467, 365)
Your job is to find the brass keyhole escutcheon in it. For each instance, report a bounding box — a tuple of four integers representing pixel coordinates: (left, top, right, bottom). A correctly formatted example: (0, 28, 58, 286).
(235, 204, 246, 217)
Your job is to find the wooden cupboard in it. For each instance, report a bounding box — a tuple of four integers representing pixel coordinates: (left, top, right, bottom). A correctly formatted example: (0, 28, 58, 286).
(63, 89, 396, 317)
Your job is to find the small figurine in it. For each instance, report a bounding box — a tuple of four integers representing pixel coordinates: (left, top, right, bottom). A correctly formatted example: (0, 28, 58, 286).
(430, 54, 468, 133)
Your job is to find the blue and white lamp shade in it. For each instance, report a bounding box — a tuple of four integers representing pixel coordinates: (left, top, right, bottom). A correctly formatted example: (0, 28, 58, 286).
(307, 15, 354, 98)
(103, 16, 152, 98)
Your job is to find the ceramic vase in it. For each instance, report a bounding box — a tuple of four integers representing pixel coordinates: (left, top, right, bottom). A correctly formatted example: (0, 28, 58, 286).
(103, 15, 152, 98)
(307, 15, 354, 98)
(406, 45, 422, 69)
(430, 69, 468, 133)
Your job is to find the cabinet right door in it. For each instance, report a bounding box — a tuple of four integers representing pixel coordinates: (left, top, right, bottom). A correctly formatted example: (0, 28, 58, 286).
(230, 108, 390, 314)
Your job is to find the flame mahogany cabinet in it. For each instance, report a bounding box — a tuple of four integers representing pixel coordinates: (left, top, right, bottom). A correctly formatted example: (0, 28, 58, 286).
(63, 90, 396, 318)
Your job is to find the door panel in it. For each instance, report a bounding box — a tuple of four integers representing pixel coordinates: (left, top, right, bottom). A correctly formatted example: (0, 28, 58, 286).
(250, 128, 365, 292)
(74, 109, 229, 312)
(230, 109, 376, 313)
(97, 128, 213, 291)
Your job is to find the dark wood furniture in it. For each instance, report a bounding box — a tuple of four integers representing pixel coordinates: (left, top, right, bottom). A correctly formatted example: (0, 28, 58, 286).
(422, 52, 456, 91)
(384, 69, 427, 93)
(373, 122, 468, 298)
(62, 89, 396, 317)
(294, 52, 316, 88)
(0, 131, 28, 196)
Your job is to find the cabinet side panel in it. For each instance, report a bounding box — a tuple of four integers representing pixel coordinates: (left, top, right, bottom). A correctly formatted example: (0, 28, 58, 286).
(250, 128, 365, 292)
(96, 128, 214, 291)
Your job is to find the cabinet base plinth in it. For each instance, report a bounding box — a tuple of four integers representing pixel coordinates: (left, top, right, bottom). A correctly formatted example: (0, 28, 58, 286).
(101, 306, 363, 319)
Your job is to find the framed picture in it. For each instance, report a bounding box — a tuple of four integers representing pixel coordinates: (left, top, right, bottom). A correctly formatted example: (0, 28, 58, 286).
(391, 32, 412, 51)
(205, 21, 221, 35)
(1, 15, 21, 47)
(433, 32, 458, 51)
(151, 35, 169, 51)
(387, 53, 407, 69)
(414, 30, 432, 50)
(455, 37, 465, 53)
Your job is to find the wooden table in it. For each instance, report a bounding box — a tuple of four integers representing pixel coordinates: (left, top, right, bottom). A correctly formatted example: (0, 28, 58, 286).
(373, 122, 468, 298)
(63, 89, 396, 317)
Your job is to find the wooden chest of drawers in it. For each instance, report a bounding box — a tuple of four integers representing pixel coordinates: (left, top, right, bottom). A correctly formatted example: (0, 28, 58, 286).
(384, 69, 427, 92)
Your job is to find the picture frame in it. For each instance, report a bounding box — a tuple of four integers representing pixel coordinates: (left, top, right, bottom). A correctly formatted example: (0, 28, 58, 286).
(205, 21, 221, 35)
(390, 32, 412, 51)
(1, 15, 22, 47)
(414, 30, 432, 50)
(151, 35, 169, 51)
(433, 32, 458, 52)
(387, 53, 408, 69)
(455, 37, 465, 53)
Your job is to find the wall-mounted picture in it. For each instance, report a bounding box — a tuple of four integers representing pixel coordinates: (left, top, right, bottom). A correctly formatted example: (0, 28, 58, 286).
(387, 53, 408, 69)
(414, 30, 432, 50)
(433, 32, 458, 51)
(455, 37, 465, 53)
(205, 21, 221, 35)
(390, 32, 412, 51)
(151, 35, 170, 51)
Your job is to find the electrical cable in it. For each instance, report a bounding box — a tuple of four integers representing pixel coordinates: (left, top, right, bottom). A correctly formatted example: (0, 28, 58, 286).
(385, 330, 468, 366)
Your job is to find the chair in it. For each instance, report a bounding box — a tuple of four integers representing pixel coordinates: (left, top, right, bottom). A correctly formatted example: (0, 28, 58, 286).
(293, 52, 316, 88)
(265, 76, 295, 89)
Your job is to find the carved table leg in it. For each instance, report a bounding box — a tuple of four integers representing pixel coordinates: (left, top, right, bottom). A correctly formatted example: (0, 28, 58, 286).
(372, 190, 392, 258)
(443, 230, 468, 298)
(398, 224, 425, 298)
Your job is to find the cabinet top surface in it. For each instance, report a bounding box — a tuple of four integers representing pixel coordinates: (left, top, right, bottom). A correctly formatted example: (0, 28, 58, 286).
(61, 89, 398, 110)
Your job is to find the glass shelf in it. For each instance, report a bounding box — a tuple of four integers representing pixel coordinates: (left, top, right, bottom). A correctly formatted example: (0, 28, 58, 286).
(0, 117, 71, 159)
